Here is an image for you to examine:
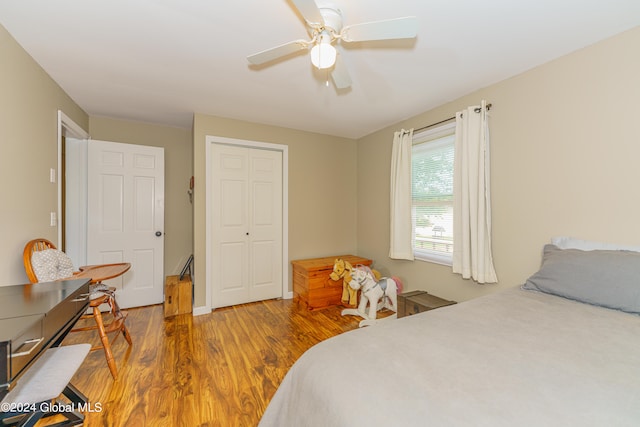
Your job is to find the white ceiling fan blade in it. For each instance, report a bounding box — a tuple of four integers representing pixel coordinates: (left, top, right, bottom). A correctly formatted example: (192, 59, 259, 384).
(341, 16, 418, 42)
(247, 40, 309, 65)
(331, 54, 352, 89)
(290, 0, 324, 26)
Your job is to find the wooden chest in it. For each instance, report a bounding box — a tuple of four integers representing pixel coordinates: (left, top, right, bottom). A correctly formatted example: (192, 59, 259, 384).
(292, 255, 372, 310)
(164, 275, 193, 317)
(397, 290, 456, 318)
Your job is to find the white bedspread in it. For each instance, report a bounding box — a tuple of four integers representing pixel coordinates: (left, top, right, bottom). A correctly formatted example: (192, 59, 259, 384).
(259, 288, 640, 426)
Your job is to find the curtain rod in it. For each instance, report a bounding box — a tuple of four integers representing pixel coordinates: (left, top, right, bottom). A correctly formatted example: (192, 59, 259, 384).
(414, 103, 492, 133)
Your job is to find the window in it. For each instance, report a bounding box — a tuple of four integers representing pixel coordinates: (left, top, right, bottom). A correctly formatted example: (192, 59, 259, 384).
(411, 123, 455, 265)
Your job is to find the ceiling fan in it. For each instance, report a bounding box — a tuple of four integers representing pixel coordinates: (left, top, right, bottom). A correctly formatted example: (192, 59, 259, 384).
(246, 0, 417, 89)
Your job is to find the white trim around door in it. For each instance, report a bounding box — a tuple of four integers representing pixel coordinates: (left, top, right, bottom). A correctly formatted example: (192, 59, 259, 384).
(198, 135, 290, 316)
(57, 110, 90, 247)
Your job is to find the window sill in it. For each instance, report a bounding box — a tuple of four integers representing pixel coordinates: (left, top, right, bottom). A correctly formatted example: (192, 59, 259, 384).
(413, 250, 452, 267)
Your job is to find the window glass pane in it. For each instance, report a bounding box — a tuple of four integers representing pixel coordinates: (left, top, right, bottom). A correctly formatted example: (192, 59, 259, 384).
(411, 129, 454, 264)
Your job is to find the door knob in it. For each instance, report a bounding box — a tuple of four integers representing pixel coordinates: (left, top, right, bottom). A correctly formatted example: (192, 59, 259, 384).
(155, 231, 162, 237)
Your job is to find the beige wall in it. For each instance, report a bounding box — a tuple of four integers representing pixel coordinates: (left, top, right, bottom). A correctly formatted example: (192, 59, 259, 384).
(357, 27, 640, 303)
(4, 16, 639, 311)
(89, 117, 194, 277)
(192, 114, 357, 307)
(0, 24, 88, 284)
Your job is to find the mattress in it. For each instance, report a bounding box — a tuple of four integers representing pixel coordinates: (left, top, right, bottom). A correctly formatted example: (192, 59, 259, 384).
(259, 287, 640, 426)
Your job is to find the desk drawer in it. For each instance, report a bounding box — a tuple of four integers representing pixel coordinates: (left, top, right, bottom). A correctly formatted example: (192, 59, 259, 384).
(44, 284, 90, 339)
(8, 315, 44, 380)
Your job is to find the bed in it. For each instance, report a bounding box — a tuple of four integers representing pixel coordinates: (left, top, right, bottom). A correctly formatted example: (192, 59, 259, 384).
(259, 240, 640, 426)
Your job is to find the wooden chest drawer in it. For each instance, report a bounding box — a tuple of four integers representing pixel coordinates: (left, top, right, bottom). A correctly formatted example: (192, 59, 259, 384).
(292, 255, 372, 310)
(397, 291, 456, 318)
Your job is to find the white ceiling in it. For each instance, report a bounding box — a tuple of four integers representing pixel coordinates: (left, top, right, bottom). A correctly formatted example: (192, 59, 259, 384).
(1, 1, 639, 139)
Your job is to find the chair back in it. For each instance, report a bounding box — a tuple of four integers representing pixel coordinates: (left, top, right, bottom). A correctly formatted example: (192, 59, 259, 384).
(23, 238, 57, 283)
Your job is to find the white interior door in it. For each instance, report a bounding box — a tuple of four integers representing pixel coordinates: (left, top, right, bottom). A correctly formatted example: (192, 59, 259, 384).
(87, 140, 165, 308)
(211, 143, 282, 308)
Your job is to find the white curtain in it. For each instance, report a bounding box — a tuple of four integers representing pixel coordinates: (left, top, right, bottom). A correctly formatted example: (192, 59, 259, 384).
(452, 100, 498, 283)
(389, 129, 414, 260)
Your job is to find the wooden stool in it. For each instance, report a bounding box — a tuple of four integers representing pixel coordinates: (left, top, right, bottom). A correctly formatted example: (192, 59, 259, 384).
(0, 344, 90, 427)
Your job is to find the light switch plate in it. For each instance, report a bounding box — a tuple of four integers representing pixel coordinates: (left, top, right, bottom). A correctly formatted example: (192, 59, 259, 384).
(50, 168, 56, 183)
(50, 212, 57, 227)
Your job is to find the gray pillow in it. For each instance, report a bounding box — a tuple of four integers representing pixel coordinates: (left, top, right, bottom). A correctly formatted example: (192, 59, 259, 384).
(523, 244, 640, 314)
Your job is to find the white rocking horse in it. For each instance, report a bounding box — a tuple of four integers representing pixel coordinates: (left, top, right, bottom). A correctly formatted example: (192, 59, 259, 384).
(341, 265, 403, 327)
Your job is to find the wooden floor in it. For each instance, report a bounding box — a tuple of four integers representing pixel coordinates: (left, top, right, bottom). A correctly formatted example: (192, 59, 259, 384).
(53, 298, 382, 426)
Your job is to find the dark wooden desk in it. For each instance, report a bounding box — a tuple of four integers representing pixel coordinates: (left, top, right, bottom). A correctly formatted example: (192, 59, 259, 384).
(0, 278, 90, 401)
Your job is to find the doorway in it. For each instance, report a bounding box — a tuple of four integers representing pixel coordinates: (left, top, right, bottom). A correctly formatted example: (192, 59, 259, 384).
(57, 112, 166, 308)
(57, 111, 89, 262)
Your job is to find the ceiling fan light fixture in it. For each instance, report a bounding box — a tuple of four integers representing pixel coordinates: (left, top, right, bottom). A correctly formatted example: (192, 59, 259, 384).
(246, 1, 418, 90)
(310, 33, 336, 69)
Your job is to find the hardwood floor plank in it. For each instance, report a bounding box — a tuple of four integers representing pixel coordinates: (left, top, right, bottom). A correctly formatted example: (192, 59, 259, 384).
(45, 298, 389, 426)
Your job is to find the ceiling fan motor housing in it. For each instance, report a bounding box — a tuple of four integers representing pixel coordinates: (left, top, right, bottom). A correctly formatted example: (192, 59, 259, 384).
(317, 7, 343, 36)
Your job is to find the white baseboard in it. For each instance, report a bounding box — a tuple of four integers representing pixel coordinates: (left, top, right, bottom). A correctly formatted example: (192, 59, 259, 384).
(192, 306, 211, 316)
(193, 291, 292, 316)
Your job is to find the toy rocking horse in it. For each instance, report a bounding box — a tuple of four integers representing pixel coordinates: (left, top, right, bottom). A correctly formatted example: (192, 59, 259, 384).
(341, 265, 403, 327)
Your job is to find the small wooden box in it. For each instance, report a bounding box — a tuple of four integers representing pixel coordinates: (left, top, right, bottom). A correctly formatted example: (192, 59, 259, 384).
(292, 255, 372, 310)
(397, 290, 456, 318)
(164, 275, 192, 317)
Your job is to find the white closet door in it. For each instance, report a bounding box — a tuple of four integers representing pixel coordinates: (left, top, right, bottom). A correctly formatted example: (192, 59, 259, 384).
(211, 143, 282, 308)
